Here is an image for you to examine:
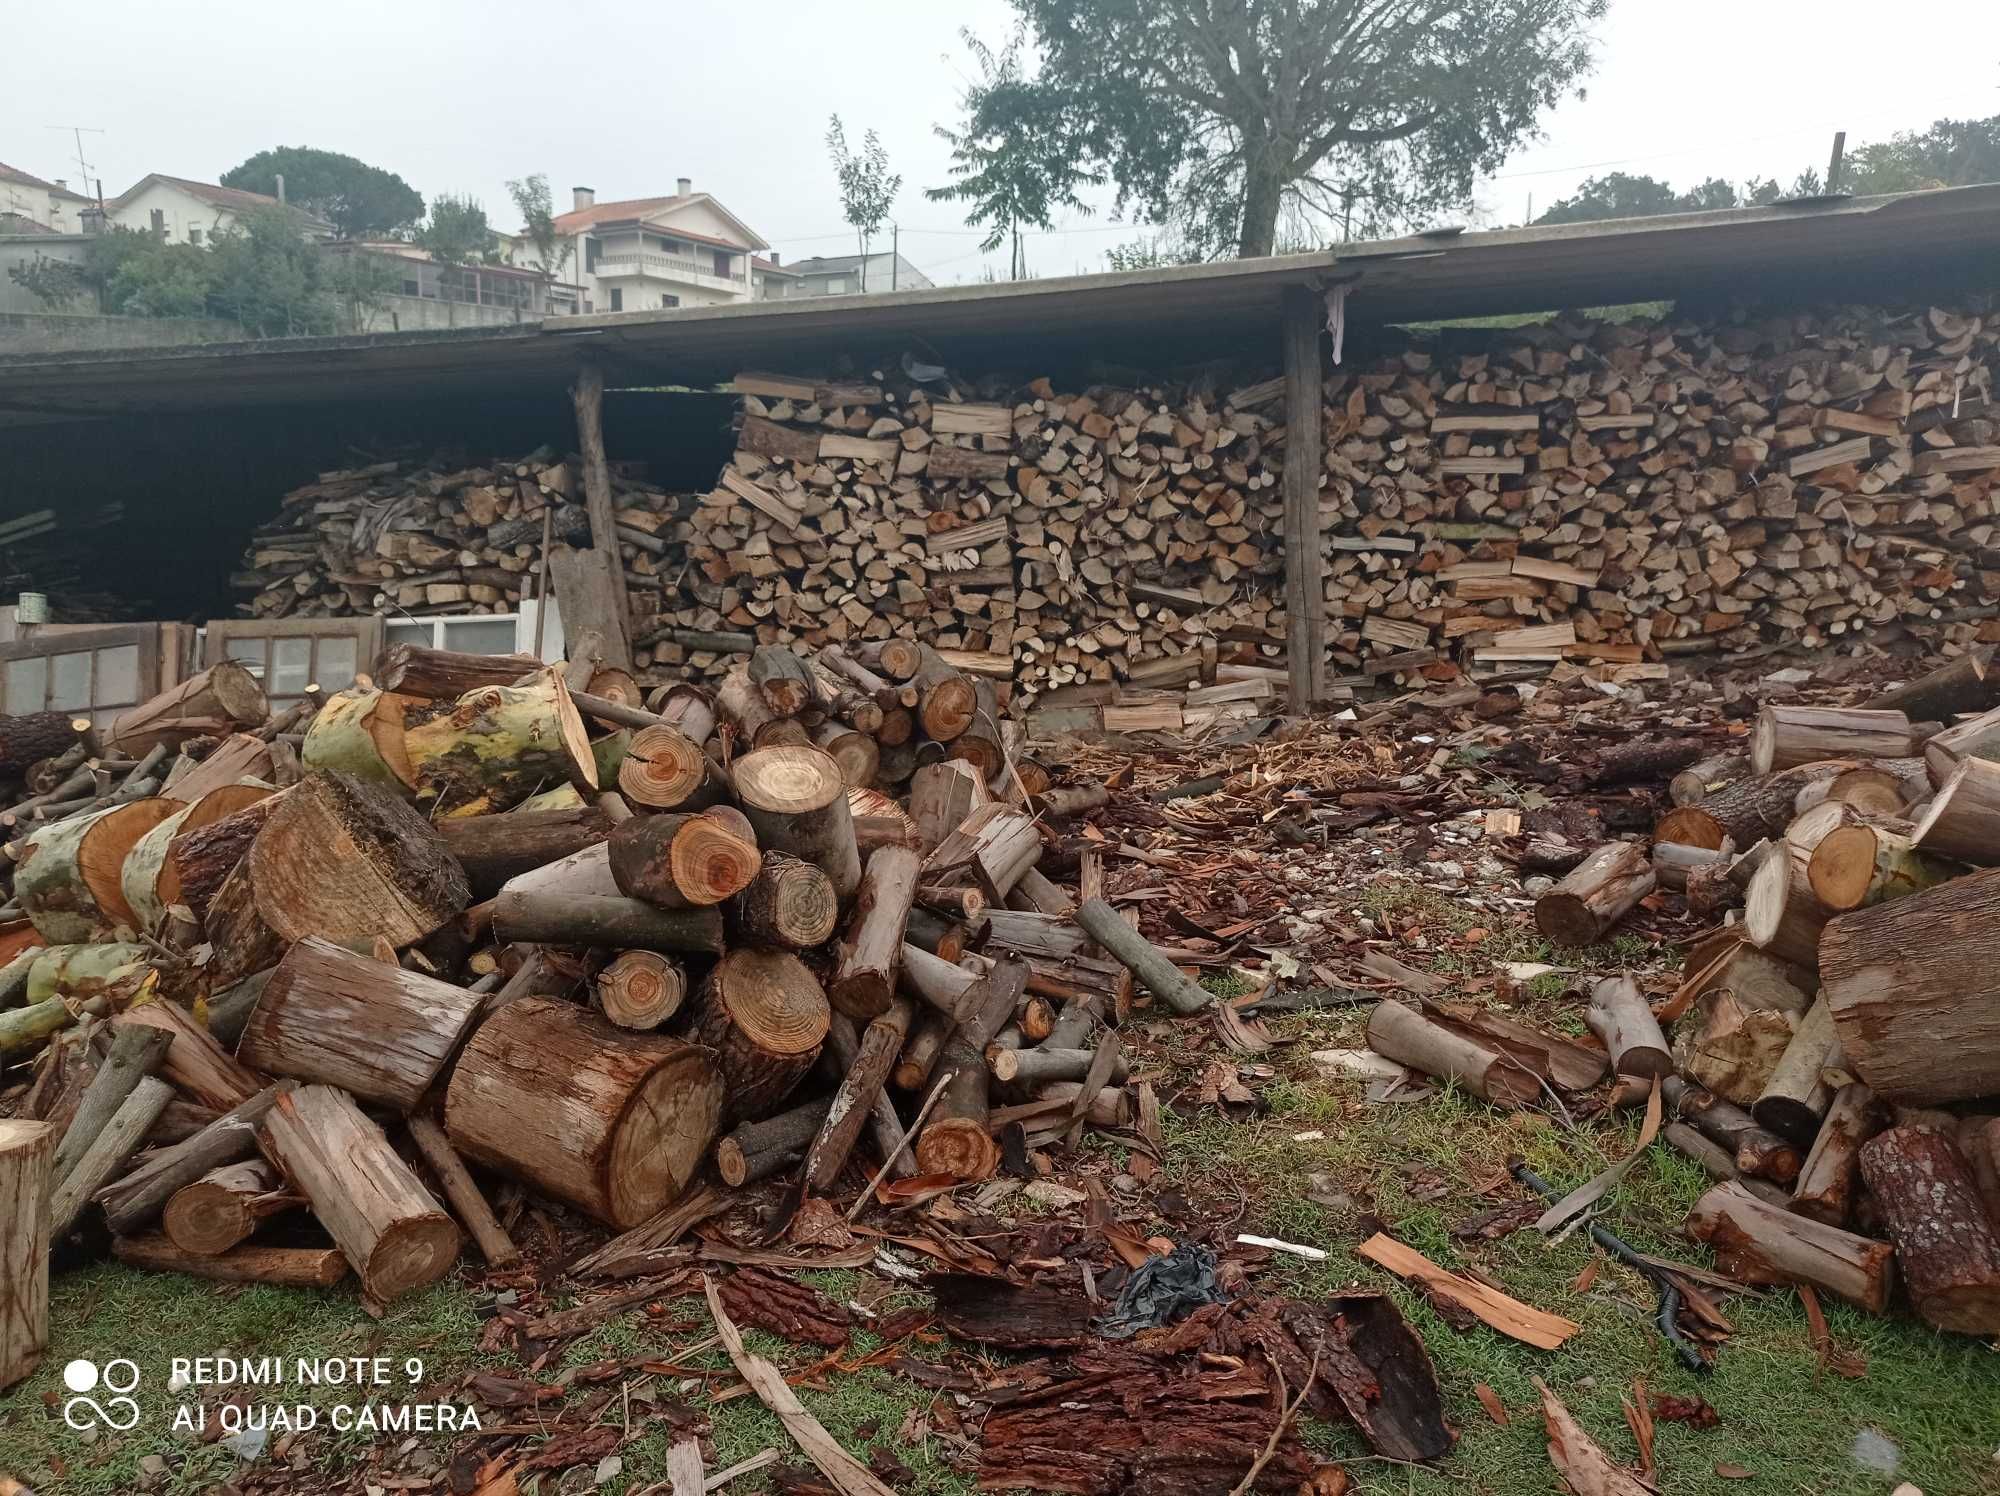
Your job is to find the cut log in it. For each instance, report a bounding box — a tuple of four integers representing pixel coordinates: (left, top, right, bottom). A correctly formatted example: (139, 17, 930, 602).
(990, 1046, 1131, 1087)
(49, 1022, 173, 1190)
(1663, 1076, 1801, 1184)
(0, 711, 88, 777)
(830, 844, 920, 1019)
(109, 662, 268, 756)
(1858, 1125, 2000, 1333)
(261, 1084, 458, 1303)
(811, 719, 880, 789)
(445, 996, 721, 1228)
(1865, 648, 1994, 722)
(733, 746, 861, 900)
(115, 1002, 260, 1112)
(1743, 839, 1832, 969)
(596, 950, 687, 1030)
(111, 1234, 347, 1288)
(122, 784, 270, 930)
(1805, 822, 1951, 912)
(1366, 998, 1540, 1107)
(1789, 1083, 1886, 1227)
(751, 644, 816, 716)
(162, 1158, 297, 1256)
(168, 788, 287, 926)
(299, 687, 415, 793)
(0, 1120, 52, 1391)
(1073, 896, 1212, 1016)
(1533, 842, 1653, 946)
(374, 644, 544, 700)
(493, 885, 725, 953)
(802, 997, 914, 1192)
(160, 732, 274, 805)
(1664, 1122, 1790, 1207)
(912, 646, 978, 742)
(894, 1007, 955, 1091)
(1820, 867, 2000, 1103)
(405, 1114, 519, 1268)
(689, 948, 830, 1120)
(618, 725, 728, 811)
(898, 943, 988, 1024)
(235, 936, 484, 1111)
(608, 810, 760, 909)
(1751, 706, 1915, 775)
(1584, 975, 1671, 1077)
(1751, 999, 1836, 1147)
(1669, 752, 1750, 808)
(715, 1096, 834, 1187)
(1684, 1180, 1895, 1313)
(728, 851, 839, 950)
(1655, 760, 1858, 849)
(49, 1075, 174, 1239)
(1650, 840, 1730, 892)
(15, 806, 131, 943)
(402, 671, 597, 816)
(25, 942, 149, 1004)
(1910, 757, 2000, 865)
(1924, 702, 2000, 787)
(437, 804, 610, 898)
(97, 1085, 286, 1236)
(914, 959, 1026, 1183)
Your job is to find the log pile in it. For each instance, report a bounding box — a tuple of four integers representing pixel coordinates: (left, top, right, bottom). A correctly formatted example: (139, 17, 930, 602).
(0, 635, 1179, 1319)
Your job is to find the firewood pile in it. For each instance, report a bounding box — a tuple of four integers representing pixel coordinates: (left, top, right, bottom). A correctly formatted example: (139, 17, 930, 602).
(0, 633, 1197, 1367)
(1365, 643, 2000, 1338)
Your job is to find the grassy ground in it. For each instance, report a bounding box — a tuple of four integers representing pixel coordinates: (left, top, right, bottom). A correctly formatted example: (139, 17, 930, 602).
(6, 881, 1998, 1494)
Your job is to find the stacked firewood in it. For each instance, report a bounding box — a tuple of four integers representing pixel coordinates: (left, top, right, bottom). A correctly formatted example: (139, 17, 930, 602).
(1366, 646, 2000, 1338)
(0, 633, 1190, 1368)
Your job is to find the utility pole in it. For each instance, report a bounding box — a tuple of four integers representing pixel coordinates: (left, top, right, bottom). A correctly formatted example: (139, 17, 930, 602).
(891, 223, 899, 291)
(1826, 131, 1848, 194)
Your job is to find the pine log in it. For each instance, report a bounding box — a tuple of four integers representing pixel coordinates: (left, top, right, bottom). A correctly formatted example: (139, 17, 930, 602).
(1655, 760, 1858, 849)
(1366, 998, 1539, 1107)
(1584, 974, 1671, 1077)
(49, 1075, 174, 1239)
(596, 949, 687, 1030)
(1073, 896, 1212, 1015)
(1858, 1125, 2000, 1333)
(1669, 751, 1751, 807)
(405, 1113, 520, 1268)
(445, 996, 721, 1228)
(97, 1085, 286, 1236)
(715, 1096, 834, 1187)
(162, 1158, 297, 1255)
(1744, 838, 1832, 969)
(609, 810, 760, 909)
(803, 998, 914, 1192)
(402, 672, 597, 816)
(1663, 1076, 1802, 1184)
(619, 725, 728, 811)
(1789, 1083, 1887, 1227)
(728, 851, 839, 950)
(1924, 703, 2000, 787)
(234, 936, 484, 1113)
(691, 948, 830, 1120)
(168, 788, 286, 926)
(1533, 841, 1653, 946)
(49, 1022, 172, 1190)
(1865, 648, 1994, 722)
(751, 645, 816, 716)
(1751, 1000, 1837, 1146)
(111, 1234, 348, 1288)
(733, 746, 861, 900)
(0, 1120, 52, 1391)
(1751, 707, 1916, 776)
(830, 844, 920, 1019)
(1684, 1180, 1895, 1313)
(1821, 868, 2000, 1103)
(261, 1084, 459, 1303)
(1805, 822, 1951, 912)
(1910, 757, 2000, 864)
(109, 662, 268, 756)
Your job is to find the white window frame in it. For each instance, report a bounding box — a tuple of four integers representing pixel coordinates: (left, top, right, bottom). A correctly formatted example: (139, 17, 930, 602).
(379, 601, 565, 665)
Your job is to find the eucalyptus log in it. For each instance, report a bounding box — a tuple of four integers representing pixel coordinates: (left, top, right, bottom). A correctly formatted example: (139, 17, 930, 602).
(1584, 974, 1671, 1078)
(401, 671, 597, 816)
(1533, 841, 1653, 946)
(49, 1075, 174, 1239)
(406, 1114, 520, 1268)
(97, 1085, 287, 1235)
(374, 644, 544, 699)
(1789, 1083, 1887, 1227)
(690, 948, 830, 1120)
(1858, 1124, 2000, 1333)
(111, 1234, 347, 1288)
(299, 687, 414, 793)
(1751, 706, 1915, 775)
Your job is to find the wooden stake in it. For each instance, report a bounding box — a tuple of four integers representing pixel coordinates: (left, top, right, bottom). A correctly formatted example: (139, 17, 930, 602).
(1281, 283, 1326, 712)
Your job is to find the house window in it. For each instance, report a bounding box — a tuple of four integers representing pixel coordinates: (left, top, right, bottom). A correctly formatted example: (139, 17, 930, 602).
(1, 626, 170, 730)
(188, 226, 203, 245)
(609, 288, 623, 311)
(662, 294, 679, 308)
(585, 237, 602, 272)
(381, 608, 560, 663)
(402, 278, 421, 297)
(712, 250, 733, 278)
(149, 207, 164, 233)
(205, 620, 380, 709)
(825, 277, 848, 295)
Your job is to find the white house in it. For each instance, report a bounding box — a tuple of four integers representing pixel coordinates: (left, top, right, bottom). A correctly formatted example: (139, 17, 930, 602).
(106, 174, 332, 246)
(0, 161, 93, 233)
(521, 181, 770, 314)
(773, 251, 934, 299)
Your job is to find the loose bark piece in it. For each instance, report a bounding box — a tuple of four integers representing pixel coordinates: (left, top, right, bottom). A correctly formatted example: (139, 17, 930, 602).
(831, 844, 920, 1018)
(1858, 1124, 2000, 1333)
(1790, 1083, 1887, 1227)
(597, 950, 687, 1030)
(1534, 842, 1654, 946)
(162, 1158, 297, 1256)
(690, 948, 830, 1120)
(1366, 998, 1540, 1107)
(1358, 1233, 1578, 1348)
(406, 1113, 520, 1267)
(111, 1234, 348, 1288)
(1534, 1379, 1654, 1496)
(1586, 975, 1672, 1078)
(0, 1120, 52, 1391)
(728, 851, 839, 950)
(1684, 1179, 1894, 1312)
(733, 746, 861, 900)
(608, 811, 760, 909)
(1751, 706, 1916, 775)
(446, 996, 721, 1228)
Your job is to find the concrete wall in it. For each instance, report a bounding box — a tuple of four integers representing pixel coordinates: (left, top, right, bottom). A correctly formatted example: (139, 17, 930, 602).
(0, 311, 241, 351)
(0, 234, 90, 314)
(343, 293, 539, 334)
(106, 181, 236, 246)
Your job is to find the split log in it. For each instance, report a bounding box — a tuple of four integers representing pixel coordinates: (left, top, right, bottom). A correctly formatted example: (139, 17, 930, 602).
(235, 936, 484, 1112)
(1655, 760, 1857, 849)
(830, 844, 920, 1019)
(162, 1158, 297, 1256)
(374, 644, 543, 699)
(1743, 839, 1832, 969)
(1671, 946, 1810, 1105)
(405, 1114, 519, 1268)
(168, 788, 286, 925)
(715, 1097, 833, 1187)
(1751, 1000, 1836, 1146)
(159, 733, 273, 805)
(733, 746, 861, 900)
(1865, 648, 1994, 722)
(0, 1120, 52, 1391)
(1821, 868, 2000, 1103)
(109, 662, 268, 755)
(438, 805, 610, 897)
(1366, 999, 1539, 1107)
(1664, 1076, 1802, 1184)
(1751, 706, 1915, 775)
(618, 725, 728, 812)
(1073, 896, 1212, 1016)
(1925, 703, 2000, 787)
(689, 948, 830, 1120)
(1684, 1180, 1895, 1313)
(1789, 1083, 1887, 1227)
(803, 998, 914, 1192)
(596, 950, 687, 1030)
(445, 996, 722, 1228)
(1669, 752, 1750, 807)
(1584, 975, 1671, 1077)
(1805, 822, 1951, 912)
(121, 784, 270, 930)
(97, 1085, 286, 1235)
(260, 1085, 459, 1303)
(111, 1234, 347, 1288)
(1910, 757, 2000, 865)
(728, 852, 839, 950)
(1858, 1124, 2000, 1333)
(924, 803, 1041, 902)
(1533, 842, 1653, 946)
(401, 672, 597, 816)
(49, 1075, 174, 1239)
(608, 810, 760, 909)
(299, 687, 414, 793)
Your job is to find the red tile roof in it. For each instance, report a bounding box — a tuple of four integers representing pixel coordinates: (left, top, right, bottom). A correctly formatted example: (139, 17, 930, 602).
(110, 174, 335, 230)
(0, 161, 88, 199)
(551, 194, 688, 235)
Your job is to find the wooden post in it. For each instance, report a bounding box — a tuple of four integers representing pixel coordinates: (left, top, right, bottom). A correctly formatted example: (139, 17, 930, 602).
(0, 1120, 52, 1391)
(1281, 283, 1325, 713)
(570, 360, 632, 665)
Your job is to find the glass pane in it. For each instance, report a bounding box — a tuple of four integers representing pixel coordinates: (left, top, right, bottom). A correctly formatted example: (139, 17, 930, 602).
(271, 637, 311, 699)
(315, 636, 358, 691)
(385, 621, 431, 648)
(95, 645, 140, 707)
(226, 636, 268, 670)
(5, 657, 46, 715)
(48, 651, 91, 712)
(440, 619, 519, 655)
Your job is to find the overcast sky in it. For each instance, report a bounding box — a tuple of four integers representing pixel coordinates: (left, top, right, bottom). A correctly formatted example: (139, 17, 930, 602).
(6, 1, 1997, 282)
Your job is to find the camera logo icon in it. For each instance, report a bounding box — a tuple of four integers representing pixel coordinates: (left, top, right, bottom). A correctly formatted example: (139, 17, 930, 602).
(62, 1359, 142, 1431)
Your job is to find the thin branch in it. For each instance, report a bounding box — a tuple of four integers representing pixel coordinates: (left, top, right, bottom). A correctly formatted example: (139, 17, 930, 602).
(843, 1068, 957, 1223)
(1226, 1349, 1318, 1496)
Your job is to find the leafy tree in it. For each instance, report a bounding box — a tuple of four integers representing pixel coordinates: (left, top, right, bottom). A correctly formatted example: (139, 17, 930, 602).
(107, 241, 216, 319)
(7, 226, 191, 312)
(415, 194, 497, 268)
(826, 116, 902, 289)
(221, 146, 424, 239)
(926, 28, 1098, 280)
(950, 0, 1603, 260)
(204, 207, 345, 336)
(1844, 116, 2000, 194)
(1537, 172, 1746, 224)
(506, 173, 572, 279)
(1102, 232, 1203, 271)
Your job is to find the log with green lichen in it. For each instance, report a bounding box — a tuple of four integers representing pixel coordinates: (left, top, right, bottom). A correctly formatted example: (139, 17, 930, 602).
(15, 807, 121, 943)
(0, 997, 73, 1054)
(27, 943, 153, 1003)
(300, 688, 414, 793)
(401, 672, 598, 817)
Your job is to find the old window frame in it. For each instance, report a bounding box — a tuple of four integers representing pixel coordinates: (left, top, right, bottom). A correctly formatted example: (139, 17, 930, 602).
(203, 617, 383, 706)
(0, 624, 172, 728)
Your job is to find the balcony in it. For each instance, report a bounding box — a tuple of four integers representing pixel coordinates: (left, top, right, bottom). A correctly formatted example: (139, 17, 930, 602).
(591, 252, 750, 297)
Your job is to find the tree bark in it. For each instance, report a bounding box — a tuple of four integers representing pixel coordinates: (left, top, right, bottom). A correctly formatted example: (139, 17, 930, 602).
(0, 710, 87, 777)
(49, 1022, 172, 1190)
(1864, 647, 1994, 721)
(1858, 1124, 2000, 1333)
(751, 645, 816, 716)
(915, 958, 1026, 1183)
(299, 687, 414, 793)
(168, 788, 287, 926)
(0, 1120, 52, 1391)
(1685, 1179, 1895, 1312)
(1533, 841, 1654, 946)
(115, 1002, 260, 1112)
(728, 851, 839, 950)
(909, 762, 984, 853)
(1655, 760, 1858, 849)
(690, 948, 830, 1121)
(897, 943, 989, 1025)
(121, 783, 270, 931)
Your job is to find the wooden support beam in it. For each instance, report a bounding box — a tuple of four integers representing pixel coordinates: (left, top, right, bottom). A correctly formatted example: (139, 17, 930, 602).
(1281, 284, 1326, 713)
(568, 361, 634, 671)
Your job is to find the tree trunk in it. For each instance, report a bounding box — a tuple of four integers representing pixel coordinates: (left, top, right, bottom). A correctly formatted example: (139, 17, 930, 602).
(109, 662, 268, 756)
(1585, 974, 1671, 1077)
(1366, 998, 1540, 1107)
(300, 687, 415, 793)
(162, 1158, 297, 1256)
(728, 851, 838, 950)
(261, 1085, 459, 1304)
(618, 724, 728, 811)
(715, 1096, 833, 1187)
(1236, 157, 1283, 260)
(374, 644, 543, 700)
(733, 746, 861, 900)
(1534, 841, 1654, 946)
(1789, 1082, 1886, 1227)
(596, 949, 687, 1030)
(0, 1120, 52, 1391)
(235, 936, 486, 1113)
(445, 996, 721, 1228)
(1911, 758, 2000, 864)
(1751, 999, 1836, 1146)
(1684, 1179, 1895, 1312)
(1858, 1124, 2000, 1333)
(14, 804, 143, 943)
(111, 1234, 348, 1288)
(690, 948, 830, 1121)
(401, 672, 597, 817)
(831, 844, 920, 1019)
